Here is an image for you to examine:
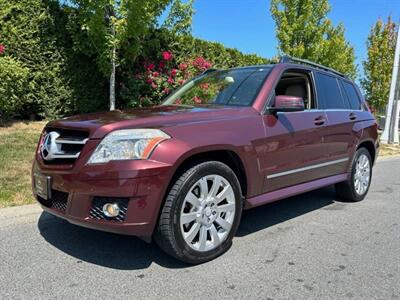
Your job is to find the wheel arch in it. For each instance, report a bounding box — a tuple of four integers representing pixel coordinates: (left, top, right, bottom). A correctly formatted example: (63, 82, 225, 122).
(151, 147, 249, 238)
(168, 148, 248, 198)
(357, 139, 376, 164)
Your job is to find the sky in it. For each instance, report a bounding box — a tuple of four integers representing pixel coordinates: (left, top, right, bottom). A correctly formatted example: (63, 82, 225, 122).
(189, 0, 400, 76)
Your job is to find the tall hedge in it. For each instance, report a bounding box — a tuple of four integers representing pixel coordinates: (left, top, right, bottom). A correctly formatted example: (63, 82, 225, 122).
(0, 2, 268, 119)
(0, 0, 107, 119)
(117, 29, 269, 107)
(0, 57, 30, 119)
(136, 29, 269, 69)
(0, 0, 72, 119)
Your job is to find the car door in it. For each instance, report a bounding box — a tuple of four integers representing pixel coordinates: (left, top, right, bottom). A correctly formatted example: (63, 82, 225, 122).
(314, 72, 358, 175)
(255, 69, 331, 193)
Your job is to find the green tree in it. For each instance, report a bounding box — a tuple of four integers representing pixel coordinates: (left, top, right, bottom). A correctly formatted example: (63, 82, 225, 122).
(162, 0, 195, 35)
(69, 0, 171, 110)
(270, 0, 356, 78)
(361, 17, 397, 111)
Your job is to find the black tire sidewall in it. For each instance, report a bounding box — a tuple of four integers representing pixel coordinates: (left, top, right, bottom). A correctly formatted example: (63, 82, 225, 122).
(170, 162, 243, 263)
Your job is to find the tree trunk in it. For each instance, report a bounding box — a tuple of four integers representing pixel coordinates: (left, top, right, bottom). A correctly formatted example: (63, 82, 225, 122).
(109, 44, 116, 111)
(108, 5, 116, 111)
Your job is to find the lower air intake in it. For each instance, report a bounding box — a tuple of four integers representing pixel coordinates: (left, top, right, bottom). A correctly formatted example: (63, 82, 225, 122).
(89, 197, 129, 222)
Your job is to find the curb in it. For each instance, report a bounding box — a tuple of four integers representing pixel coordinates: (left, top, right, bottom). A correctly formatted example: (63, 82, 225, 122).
(377, 155, 400, 162)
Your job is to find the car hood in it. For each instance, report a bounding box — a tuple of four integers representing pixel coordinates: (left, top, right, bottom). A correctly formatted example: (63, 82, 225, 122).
(46, 105, 257, 139)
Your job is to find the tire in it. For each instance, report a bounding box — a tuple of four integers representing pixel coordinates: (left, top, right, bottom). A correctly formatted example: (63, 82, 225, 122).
(335, 148, 372, 202)
(154, 161, 243, 264)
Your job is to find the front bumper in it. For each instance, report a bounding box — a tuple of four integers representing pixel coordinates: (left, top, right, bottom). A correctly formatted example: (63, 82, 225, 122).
(32, 159, 172, 240)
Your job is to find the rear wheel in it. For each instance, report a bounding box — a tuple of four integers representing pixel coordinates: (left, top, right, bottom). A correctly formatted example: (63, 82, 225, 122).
(335, 148, 372, 202)
(154, 161, 243, 264)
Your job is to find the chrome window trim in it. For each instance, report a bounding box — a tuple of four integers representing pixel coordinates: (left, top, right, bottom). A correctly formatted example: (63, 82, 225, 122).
(267, 157, 349, 179)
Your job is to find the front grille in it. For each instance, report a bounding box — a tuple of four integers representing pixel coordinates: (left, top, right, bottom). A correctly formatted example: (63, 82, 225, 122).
(37, 189, 69, 213)
(89, 197, 129, 222)
(42, 127, 89, 165)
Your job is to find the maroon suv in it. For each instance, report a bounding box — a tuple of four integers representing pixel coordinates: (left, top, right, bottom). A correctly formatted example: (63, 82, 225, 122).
(32, 57, 378, 264)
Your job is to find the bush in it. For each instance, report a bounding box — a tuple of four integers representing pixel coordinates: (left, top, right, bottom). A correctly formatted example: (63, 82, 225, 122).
(0, 0, 75, 119)
(120, 50, 214, 106)
(135, 29, 269, 69)
(0, 56, 30, 120)
(118, 29, 269, 107)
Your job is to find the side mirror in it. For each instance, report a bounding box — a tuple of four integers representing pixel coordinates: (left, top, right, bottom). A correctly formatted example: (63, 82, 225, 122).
(269, 95, 305, 113)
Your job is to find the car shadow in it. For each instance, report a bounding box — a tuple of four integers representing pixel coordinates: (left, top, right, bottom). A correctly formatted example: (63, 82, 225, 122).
(237, 185, 339, 236)
(38, 185, 342, 270)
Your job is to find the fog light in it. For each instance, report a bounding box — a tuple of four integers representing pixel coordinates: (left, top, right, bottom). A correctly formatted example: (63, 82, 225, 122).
(102, 203, 120, 218)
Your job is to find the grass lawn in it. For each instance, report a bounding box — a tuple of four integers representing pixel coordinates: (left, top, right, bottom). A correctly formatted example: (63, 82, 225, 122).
(379, 143, 400, 156)
(0, 121, 400, 208)
(0, 121, 46, 208)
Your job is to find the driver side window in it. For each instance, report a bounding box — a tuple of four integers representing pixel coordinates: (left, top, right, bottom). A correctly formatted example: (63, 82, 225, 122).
(274, 70, 315, 109)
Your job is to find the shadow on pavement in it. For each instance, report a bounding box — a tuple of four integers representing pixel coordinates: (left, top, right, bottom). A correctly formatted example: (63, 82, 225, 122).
(237, 186, 339, 236)
(38, 185, 341, 270)
(38, 212, 185, 270)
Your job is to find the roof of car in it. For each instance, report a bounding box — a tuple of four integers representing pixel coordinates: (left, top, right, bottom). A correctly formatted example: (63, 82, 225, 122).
(228, 56, 348, 80)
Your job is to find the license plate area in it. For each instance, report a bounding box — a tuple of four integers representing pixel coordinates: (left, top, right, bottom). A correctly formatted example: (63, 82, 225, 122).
(34, 173, 52, 200)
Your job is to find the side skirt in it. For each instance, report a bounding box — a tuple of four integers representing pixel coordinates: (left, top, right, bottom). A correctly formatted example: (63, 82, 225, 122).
(244, 173, 348, 209)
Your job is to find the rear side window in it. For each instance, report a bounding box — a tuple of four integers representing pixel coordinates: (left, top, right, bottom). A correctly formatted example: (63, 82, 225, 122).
(342, 81, 361, 110)
(315, 72, 347, 109)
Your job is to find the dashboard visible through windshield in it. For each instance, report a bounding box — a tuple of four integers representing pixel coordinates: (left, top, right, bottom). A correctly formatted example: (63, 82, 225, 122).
(162, 67, 272, 107)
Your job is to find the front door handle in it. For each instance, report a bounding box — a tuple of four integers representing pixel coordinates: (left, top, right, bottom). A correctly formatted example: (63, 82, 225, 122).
(314, 116, 325, 126)
(349, 112, 357, 121)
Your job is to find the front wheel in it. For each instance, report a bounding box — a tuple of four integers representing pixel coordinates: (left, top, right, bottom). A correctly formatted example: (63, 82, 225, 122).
(154, 161, 243, 264)
(335, 148, 372, 202)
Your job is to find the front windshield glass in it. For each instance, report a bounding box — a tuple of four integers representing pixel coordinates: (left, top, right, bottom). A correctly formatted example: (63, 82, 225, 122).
(162, 67, 271, 107)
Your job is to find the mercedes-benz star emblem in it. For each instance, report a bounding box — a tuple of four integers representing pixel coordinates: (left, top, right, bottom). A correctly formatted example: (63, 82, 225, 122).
(40, 131, 60, 161)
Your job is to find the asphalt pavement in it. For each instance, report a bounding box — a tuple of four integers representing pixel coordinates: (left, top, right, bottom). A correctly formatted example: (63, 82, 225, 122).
(0, 157, 399, 300)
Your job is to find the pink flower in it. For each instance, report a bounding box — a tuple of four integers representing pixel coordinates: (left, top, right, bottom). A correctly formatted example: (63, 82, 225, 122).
(146, 78, 153, 84)
(159, 61, 165, 70)
(146, 63, 155, 71)
(193, 96, 202, 104)
(175, 99, 182, 105)
(203, 61, 212, 69)
(200, 83, 209, 90)
(192, 57, 212, 71)
(178, 79, 185, 85)
(162, 51, 173, 61)
(0, 44, 5, 55)
(167, 77, 174, 84)
(170, 69, 177, 77)
(152, 71, 159, 77)
(151, 82, 158, 89)
(178, 63, 188, 71)
(163, 88, 170, 94)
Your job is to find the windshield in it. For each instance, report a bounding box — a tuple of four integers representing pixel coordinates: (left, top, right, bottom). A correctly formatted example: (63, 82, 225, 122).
(162, 67, 272, 107)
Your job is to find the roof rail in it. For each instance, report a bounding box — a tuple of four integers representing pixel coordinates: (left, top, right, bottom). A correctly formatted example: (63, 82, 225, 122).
(279, 55, 346, 78)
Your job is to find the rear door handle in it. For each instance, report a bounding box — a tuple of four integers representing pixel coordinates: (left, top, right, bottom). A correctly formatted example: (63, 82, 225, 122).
(349, 112, 357, 121)
(314, 116, 325, 126)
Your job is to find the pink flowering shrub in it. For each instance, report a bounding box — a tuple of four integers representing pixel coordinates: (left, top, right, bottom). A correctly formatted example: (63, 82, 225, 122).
(0, 44, 5, 55)
(120, 51, 212, 107)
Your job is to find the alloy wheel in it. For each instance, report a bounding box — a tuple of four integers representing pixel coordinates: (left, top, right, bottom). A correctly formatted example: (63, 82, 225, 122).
(354, 153, 371, 195)
(180, 174, 236, 252)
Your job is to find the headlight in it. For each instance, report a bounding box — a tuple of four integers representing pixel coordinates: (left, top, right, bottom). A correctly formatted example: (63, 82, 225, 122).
(88, 129, 170, 164)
